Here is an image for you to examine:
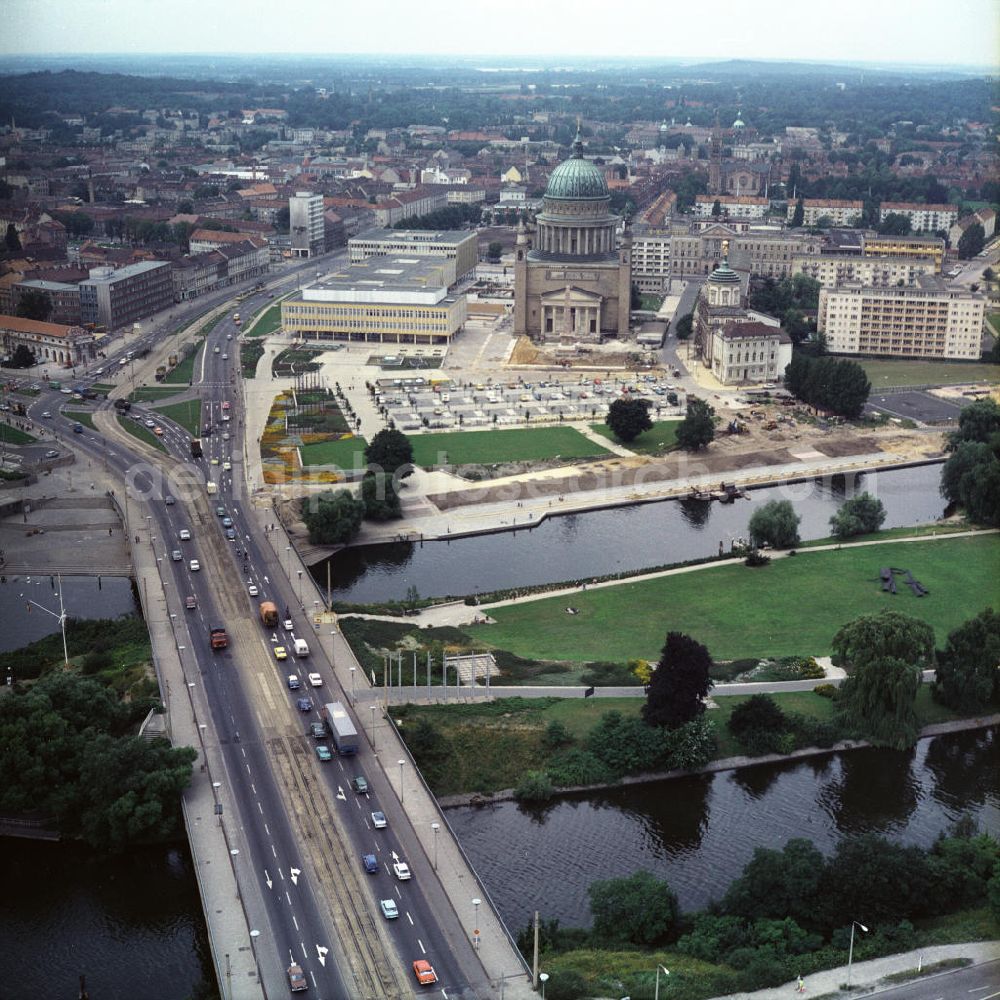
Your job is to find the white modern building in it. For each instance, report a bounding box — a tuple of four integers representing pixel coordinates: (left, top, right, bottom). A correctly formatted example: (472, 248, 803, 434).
(289, 191, 325, 258)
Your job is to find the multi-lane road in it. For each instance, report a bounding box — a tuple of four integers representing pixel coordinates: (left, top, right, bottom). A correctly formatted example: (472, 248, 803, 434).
(19, 274, 495, 998)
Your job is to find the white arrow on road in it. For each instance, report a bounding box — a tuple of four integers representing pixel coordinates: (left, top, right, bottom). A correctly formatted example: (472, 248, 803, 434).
(290, 867, 301, 885)
(316, 945, 329, 967)
(336, 786, 346, 801)
(264, 575, 269, 584)
(264, 869, 273, 890)
(391, 850, 399, 863)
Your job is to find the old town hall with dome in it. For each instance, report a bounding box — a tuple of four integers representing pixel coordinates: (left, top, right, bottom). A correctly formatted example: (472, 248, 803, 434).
(513, 129, 632, 343)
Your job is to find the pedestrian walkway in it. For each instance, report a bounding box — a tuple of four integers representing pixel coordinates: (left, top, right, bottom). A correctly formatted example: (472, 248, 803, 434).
(711, 941, 1000, 1000)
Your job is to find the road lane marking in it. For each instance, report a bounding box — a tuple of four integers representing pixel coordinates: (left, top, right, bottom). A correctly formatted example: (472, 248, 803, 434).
(406, 912, 413, 925)
(257, 801, 263, 814)
(286, 891, 292, 905)
(292, 915, 299, 931)
(418, 938, 426, 955)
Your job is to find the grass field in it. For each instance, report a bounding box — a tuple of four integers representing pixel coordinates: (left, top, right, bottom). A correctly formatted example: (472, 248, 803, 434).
(857, 358, 1000, 388)
(470, 536, 1000, 663)
(299, 435, 369, 469)
(0, 422, 36, 444)
(241, 341, 265, 378)
(130, 386, 186, 403)
(116, 414, 166, 452)
(90, 383, 115, 394)
(153, 398, 201, 436)
(64, 410, 95, 430)
(245, 303, 283, 338)
(589, 419, 681, 455)
(162, 346, 201, 384)
(639, 294, 664, 311)
(408, 426, 610, 467)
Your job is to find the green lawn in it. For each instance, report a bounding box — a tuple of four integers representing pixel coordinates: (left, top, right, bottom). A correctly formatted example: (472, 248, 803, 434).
(0, 422, 36, 444)
(639, 294, 664, 311)
(130, 386, 187, 403)
(153, 398, 202, 436)
(409, 426, 611, 467)
(241, 341, 265, 378)
(299, 435, 370, 469)
(64, 410, 95, 430)
(987, 311, 1000, 334)
(245, 303, 283, 338)
(116, 414, 166, 452)
(589, 419, 681, 455)
(162, 346, 201, 384)
(858, 358, 1000, 388)
(471, 536, 1000, 663)
(90, 383, 115, 394)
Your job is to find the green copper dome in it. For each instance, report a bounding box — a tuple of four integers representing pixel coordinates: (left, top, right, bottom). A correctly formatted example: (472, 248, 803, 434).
(544, 131, 609, 201)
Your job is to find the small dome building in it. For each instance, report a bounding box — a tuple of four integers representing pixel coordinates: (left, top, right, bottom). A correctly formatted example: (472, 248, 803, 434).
(514, 129, 632, 343)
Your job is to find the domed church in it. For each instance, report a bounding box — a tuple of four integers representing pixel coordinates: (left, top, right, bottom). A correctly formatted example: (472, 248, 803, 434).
(513, 129, 632, 343)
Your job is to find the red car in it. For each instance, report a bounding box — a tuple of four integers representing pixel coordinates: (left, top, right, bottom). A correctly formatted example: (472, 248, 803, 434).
(413, 960, 438, 986)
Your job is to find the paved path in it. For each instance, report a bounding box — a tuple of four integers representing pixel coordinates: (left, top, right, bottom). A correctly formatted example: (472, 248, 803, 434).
(710, 941, 1000, 1000)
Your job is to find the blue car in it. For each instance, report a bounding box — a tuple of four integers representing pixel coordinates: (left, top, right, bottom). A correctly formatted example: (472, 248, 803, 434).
(296, 697, 311, 712)
(362, 853, 378, 874)
(222, 517, 233, 527)
(225, 527, 236, 540)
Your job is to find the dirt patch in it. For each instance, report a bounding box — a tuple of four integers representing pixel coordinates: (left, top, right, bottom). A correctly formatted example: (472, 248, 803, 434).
(509, 337, 541, 365)
(811, 435, 881, 458)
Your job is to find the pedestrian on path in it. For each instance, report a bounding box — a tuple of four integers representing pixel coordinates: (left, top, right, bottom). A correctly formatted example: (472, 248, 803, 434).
(796, 975, 805, 993)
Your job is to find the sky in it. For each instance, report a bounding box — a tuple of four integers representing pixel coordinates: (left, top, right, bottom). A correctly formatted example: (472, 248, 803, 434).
(4, 0, 998, 69)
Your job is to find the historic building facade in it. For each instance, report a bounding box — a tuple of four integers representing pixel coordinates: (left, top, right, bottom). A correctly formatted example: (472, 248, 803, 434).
(514, 131, 631, 342)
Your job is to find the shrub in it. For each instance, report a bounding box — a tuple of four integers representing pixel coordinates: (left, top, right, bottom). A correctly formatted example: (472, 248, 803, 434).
(81, 650, 113, 674)
(813, 683, 838, 699)
(545, 970, 588, 1000)
(728, 695, 787, 753)
(787, 714, 841, 749)
(745, 550, 771, 567)
(514, 770, 554, 801)
(542, 719, 573, 749)
(547, 748, 615, 787)
(580, 660, 642, 686)
(663, 716, 718, 770)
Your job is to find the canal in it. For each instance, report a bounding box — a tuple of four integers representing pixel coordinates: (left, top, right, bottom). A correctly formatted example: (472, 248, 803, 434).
(447, 726, 1000, 935)
(317, 464, 946, 603)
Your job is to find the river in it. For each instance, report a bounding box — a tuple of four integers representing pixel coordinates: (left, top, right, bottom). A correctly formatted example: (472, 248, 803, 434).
(446, 727, 1000, 935)
(317, 464, 946, 603)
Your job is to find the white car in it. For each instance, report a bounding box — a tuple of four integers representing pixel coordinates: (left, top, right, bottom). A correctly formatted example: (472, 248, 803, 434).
(248, 583, 258, 596)
(222, 460, 231, 471)
(221, 353, 228, 360)
(283, 619, 294, 632)
(41, 411, 51, 418)
(144, 419, 155, 428)
(178, 528, 191, 541)
(226, 334, 232, 341)
(379, 899, 399, 920)
(213, 346, 220, 354)
(371, 810, 387, 829)
(189, 559, 201, 572)
(221, 413, 231, 422)
(307, 672, 323, 687)
(392, 862, 412, 881)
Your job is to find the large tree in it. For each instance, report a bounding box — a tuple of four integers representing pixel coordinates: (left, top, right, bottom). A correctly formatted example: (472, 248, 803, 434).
(4, 222, 21, 252)
(833, 610, 935, 749)
(934, 609, 1000, 713)
(948, 399, 1000, 448)
(748, 499, 801, 548)
(674, 312, 694, 340)
(957, 222, 985, 260)
(643, 631, 714, 729)
(360, 471, 402, 521)
(676, 398, 715, 450)
(784, 354, 870, 419)
(878, 212, 912, 236)
(588, 870, 679, 946)
(364, 428, 414, 479)
(302, 489, 365, 545)
(829, 492, 886, 539)
(15, 289, 52, 322)
(940, 440, 1000, 526)
(9, 344, 36, 368)
(605, 396, 653, 443)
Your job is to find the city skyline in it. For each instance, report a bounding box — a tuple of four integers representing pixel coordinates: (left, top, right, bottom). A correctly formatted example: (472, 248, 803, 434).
(5, 0, 998, 71)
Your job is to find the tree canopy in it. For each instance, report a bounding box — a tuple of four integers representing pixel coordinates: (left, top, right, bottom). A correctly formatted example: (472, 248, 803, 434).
(748, 499, 801, 548)
(933, 608, 1000, 713)
(15, 289, 52, 322)
(360, 471, 402, 521)
(302, 489, 365, 545)
(588, 870, 680, 946)
(605, 396, 653, 443)
(829, 492, 886, 539)
(643, 632, 714, 729)
(784, 353, 871, 418)
(957, 222, 985, 260)
(364, 428, 414, 479)
(676, 398, 715, 450)
(674, 312, 694, 340)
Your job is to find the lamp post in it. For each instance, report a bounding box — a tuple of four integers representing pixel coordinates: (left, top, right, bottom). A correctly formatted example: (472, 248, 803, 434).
(431, 822, 440, 871)
(296, 568, 302, 606)
(248, 929, 261, 982)
(285, 545, 291, 579)
(370, 704, 376, 750)
(846, 921, 868, 987)
(539, 972, 549, 1000)
(397, 759, 405, 804)
(472, 896, 481, 948)
(349, 666, 357, 706)
(654, 966, 670, 1000)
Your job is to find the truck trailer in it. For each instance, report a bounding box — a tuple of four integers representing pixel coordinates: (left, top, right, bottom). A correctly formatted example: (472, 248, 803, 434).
(190, 438, 203, 458)
(324, 701, 359, 755)
(259, 601, 279, 627)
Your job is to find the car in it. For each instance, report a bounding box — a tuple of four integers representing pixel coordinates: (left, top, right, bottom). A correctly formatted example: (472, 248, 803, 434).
(144, 419, 156, 428)
(275, 647, 288, 662)
(189, 559, 200, 572)
(153, 426, 164, 436)
(226, 333, 232, 341)
(117, 359, 128, 368)
(221, 516, 233, 528)
(309, 722, 326, 739)
(221, 353, 228, 360)
(222, 432, 230, 441)
(221, 413, 231, 422)
(92, 368, 104, 376)
(165, 496, 176, 505)
(362, 853, 378, 874)
(283, 618, 294, 632)
(379, 898, 399, 919)
(185, 595, 197, 610)
(210, 457, 219, 465)
(315, 744, 332, 762)
(371, 810, 387, 829)
(44, 449, 60, 458)
(222, 460, 231, 471)
(412, 960, 437, 985)
(171, 550, 182, 562)
(41, 410, 51, 418)
(248, 583, 258, 596)
(307, 672, 323, 687)
(393, 861, 412, 881)
(287, 961, 307, 992)
(225, 527, 236, 540)
(285, 675, 299, 691)
(213, 346, 220, 354)
(296, 697, 311, 712)
(215, 506, 226, 517)
(352, 776, 369, 794)
(178, 528, 191, 541)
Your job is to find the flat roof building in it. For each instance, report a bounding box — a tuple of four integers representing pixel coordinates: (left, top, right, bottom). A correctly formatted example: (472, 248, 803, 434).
(348, 228, 478, 282)
(79, 260, 173, 331)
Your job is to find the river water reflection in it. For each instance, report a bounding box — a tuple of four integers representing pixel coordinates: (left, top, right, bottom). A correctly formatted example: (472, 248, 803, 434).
(319, 464, 946, 603)
(446, 727, 1000, 934)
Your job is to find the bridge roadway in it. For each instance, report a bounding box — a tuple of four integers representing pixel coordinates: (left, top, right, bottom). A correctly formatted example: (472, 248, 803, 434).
(27, 278, 528, 998)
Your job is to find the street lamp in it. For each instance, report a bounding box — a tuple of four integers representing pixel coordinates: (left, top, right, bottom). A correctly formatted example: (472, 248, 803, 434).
(296, 568, 303, 606)
(350, 666, 357, 706)
(654, 965, 669, 1000)
(846, 921, 868, 987)
(370, 704, 376, 750)
(431, 822, 440, 871)
(248, 929, 261, 982)
(472, 897, 481, 948)
(539, 972, 549, 1000)
(398, 759, 405, 804)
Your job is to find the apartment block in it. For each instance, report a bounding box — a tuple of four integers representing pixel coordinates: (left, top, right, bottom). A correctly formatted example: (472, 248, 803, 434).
(879, 202, 959, 232)
(817, 278, 985, 360)
(787, 199, 864, 226)
(79, 261, 174, 331)
(860, 233, 945, 272)
(630, 229, 672, 293)
(693, 195, 769, 220)
(791, 254, 938, 289)
(348, 228, 478, 282)
(289, 191, 326, 257)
